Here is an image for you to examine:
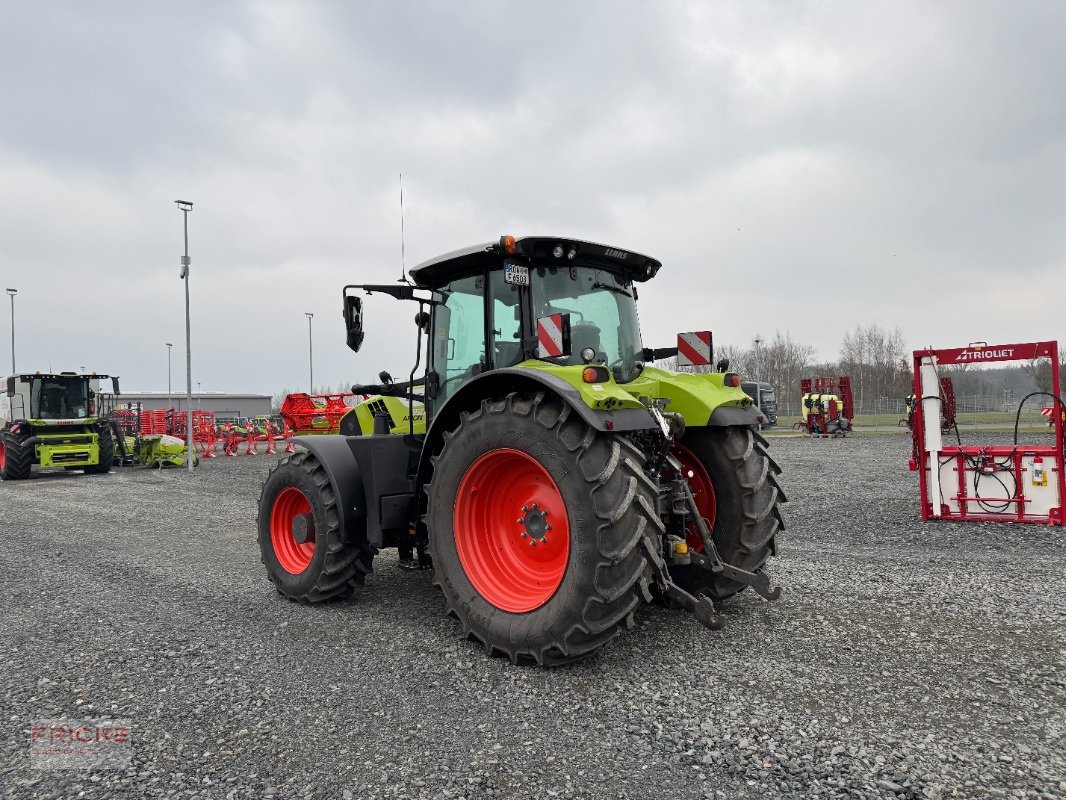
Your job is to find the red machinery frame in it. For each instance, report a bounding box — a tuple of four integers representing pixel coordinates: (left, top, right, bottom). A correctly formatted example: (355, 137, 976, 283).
(912, 340, 1063, 526)
(798, 376, 854, 436)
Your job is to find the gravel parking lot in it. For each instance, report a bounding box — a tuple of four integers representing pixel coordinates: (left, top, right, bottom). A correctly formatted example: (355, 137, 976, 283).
(2, 433, 1063, 800)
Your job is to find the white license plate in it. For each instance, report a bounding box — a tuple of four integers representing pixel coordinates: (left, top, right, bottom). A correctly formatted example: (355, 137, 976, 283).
(504, 263, 530, 286)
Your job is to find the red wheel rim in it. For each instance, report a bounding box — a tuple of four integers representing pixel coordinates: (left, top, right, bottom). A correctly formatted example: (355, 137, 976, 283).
(270, 487, 315, 574)
(453, 448, 570, 613)
(672, 443, 717, 551)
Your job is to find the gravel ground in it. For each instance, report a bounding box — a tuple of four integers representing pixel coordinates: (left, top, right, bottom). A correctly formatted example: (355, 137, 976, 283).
(1, 433, 1063, 800)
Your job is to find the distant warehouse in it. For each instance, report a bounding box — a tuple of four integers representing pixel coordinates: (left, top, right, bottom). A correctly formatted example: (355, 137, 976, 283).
(115, 392, 272, 421)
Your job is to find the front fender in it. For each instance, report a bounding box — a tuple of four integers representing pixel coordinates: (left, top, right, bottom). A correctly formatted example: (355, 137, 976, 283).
(292, 435, 368, 546)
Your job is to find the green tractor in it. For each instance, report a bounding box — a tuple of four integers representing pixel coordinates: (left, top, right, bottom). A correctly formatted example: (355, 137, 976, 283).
(257, 236, 785, 664)
(1, 372, 120, 480)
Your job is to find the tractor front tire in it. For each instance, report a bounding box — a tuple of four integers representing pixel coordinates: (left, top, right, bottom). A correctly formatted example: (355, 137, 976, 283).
(84, 424, 114, 474)
(257, 450, 374, 603)
(426, 392, 664, 666)
(0, 429, 33, 480)
(670, 426, 784, 600)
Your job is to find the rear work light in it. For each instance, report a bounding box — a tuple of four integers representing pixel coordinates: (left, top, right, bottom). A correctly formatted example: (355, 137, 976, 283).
(582, 366, 610, 383)
(724, 373, 742, 387)
(500, 235, 517, 255)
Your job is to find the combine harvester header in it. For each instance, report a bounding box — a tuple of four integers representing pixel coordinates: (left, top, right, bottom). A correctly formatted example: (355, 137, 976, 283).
(911, 340, 1064, 526)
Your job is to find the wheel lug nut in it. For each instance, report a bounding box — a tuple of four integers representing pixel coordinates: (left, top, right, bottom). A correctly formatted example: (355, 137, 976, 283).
(545, 524, 552, 531)
(531, 502, 539, 509)
(516, 518, 524, 524)
(529, 540, 537, 547)
(520, 532, 527, 538)
(521, 505, 528, 512)
(542, 536, 549, 544)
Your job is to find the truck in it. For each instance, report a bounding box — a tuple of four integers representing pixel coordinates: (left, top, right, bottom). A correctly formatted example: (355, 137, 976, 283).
(741, 381, 778, 428)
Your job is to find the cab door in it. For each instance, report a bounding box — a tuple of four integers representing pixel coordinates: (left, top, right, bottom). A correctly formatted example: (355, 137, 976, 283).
(429, 274, 487, 416)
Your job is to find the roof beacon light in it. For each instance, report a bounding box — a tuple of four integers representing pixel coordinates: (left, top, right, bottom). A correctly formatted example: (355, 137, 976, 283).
(500, 235, 517, 255)
(724, 373, 742, 388)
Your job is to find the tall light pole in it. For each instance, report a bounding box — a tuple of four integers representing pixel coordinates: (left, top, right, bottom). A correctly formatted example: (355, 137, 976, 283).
(754, 337, 763, 383)
(176, 200, 194, 472)
(166, 342, 173, 408)
(5, 288, 16, 375)
(305, 312, 314, 393)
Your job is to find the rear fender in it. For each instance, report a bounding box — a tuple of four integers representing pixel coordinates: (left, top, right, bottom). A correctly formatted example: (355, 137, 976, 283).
(415, 367, 656, 494)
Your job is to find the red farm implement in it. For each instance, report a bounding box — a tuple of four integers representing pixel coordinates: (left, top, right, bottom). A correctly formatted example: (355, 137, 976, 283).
(217, 419, 295, 457)
(797, 376, 854, 437)
(903, 376, 957, 432)
(279, 393, 362, 436)
(910, 340, 1064, 526)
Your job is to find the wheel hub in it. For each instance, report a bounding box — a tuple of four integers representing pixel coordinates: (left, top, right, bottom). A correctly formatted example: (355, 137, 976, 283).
(291, 512, 315, 544)
(518, 501, 551, 544)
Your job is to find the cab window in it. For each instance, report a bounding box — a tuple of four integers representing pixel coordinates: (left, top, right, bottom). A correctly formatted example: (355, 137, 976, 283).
(433, 275, 486, 409)
(489, 270, 523, 368)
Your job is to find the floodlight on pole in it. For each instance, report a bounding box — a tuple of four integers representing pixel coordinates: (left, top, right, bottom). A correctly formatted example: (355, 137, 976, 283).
(175, 200, 194, 472)
(754, 337, 763, 383)
(5, 288, 16, 375)
(305, 312, 314, 393)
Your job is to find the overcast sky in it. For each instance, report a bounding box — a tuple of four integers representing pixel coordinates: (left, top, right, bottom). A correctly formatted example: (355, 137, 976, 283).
(1, 1, 1063, 394)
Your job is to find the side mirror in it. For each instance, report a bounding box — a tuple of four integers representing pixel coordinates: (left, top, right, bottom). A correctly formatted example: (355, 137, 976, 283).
(536, 313, 572, 359)
(112, 377, 121, 395)
(5, 376, 14, 397)
(343, 295, 364, 353)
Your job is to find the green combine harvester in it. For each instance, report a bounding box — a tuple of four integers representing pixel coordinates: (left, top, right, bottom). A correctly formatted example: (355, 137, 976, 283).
(1, 372, 119, 479)
(1, 371, 196, 479)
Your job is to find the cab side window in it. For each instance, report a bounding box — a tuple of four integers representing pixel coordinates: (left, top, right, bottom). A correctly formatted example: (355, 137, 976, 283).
(489, 270, 523, 368)
(433, 275, 486, 409)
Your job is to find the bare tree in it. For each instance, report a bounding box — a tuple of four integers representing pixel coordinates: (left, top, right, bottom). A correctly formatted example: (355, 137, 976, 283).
(839, 323, 910, 409)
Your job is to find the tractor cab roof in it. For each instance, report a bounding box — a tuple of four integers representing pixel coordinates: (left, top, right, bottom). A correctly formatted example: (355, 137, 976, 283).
(408, 236, 662, 288)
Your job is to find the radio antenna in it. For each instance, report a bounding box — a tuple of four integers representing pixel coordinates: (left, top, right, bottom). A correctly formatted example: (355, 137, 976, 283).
(398, 173, 409, 284)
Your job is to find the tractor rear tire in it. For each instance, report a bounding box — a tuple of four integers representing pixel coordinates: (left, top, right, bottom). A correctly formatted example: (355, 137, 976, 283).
(84, 424, 114, 474)
(257, 449, 374, 603)
(0, 429, 33, 480)
(426, 392, 664, 666)
(670, 426, 784, 600)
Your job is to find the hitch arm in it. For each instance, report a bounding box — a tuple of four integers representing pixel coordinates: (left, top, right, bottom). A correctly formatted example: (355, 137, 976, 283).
(672, 458, 782, 602)
(687, 551, 782, 602)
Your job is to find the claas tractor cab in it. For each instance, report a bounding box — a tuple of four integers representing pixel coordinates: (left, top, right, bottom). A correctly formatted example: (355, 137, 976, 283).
(1, 371, 120, 480)
(257, 236, 786, 665)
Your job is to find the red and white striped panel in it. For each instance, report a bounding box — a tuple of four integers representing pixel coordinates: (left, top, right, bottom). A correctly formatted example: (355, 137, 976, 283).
(677, 331, 712, 366)
(538, 313, 566, 358)
(1042, 407, 1054, 419)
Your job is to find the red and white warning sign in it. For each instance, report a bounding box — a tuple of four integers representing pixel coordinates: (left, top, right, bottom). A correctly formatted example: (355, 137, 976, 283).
(677, 331, 712, 366)
(537, 313, 570, 358)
